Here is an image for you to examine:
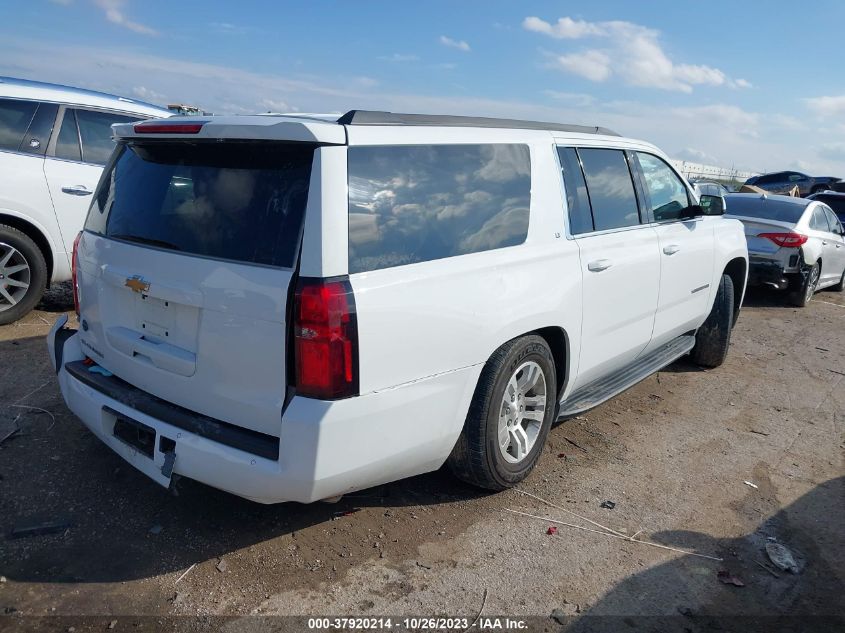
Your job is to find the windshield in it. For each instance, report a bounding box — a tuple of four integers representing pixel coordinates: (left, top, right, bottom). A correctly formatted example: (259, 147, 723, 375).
(85, 142, 314, 268)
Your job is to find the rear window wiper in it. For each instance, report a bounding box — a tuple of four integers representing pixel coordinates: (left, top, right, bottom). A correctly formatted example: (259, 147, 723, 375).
(111, 234, 182, 251)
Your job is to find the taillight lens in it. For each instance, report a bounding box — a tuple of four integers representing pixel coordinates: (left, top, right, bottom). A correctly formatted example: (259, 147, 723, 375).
(71, 231, 82, 317)
(758, 232, 808, 248)
(293, 277, 359, 399)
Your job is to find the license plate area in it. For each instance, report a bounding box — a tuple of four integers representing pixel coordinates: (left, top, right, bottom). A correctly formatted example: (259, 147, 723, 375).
(108, 407, 155, 459)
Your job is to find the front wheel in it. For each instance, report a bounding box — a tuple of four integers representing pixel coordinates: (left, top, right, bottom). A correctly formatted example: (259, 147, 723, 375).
(447, 335, 557, 491)
(690, 274, 735, 368)
(0, 225, 48, 325)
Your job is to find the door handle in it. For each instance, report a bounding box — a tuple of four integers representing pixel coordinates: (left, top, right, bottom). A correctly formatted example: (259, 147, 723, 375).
(61, 185, 93, 196)
(587, 259, 612, 272)
(662, 244, 681, 256)
(822, 241, 828, 246)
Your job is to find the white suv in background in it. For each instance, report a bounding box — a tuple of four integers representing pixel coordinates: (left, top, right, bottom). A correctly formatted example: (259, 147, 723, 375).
(0, 77, 170, 323)
(48, 111, 748, 503)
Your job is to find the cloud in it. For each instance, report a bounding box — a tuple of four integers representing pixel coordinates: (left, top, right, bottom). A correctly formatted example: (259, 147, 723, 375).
(734, 78, 752, 89)
(671, 104, 759, 132)
(805, 95, 845, 118)
(818, 143, 845, 161)
(674, 148, 719, 164)
(94, 0, 157, 36)
(258, 98, 291, 113)
(527, 16, 734, 93)
(544, 91, 597, 108)
(439, 36, 471, 52)
(523, 16, 605, 39)
(550, 50, 611, 82)
(131, 85, 166, 102)
(378, 53, 419, 63)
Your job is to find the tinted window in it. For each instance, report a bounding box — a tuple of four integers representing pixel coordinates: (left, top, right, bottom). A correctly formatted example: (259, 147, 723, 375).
(755, 173, 780, 185)
(811, 206, 831, 232)
(74, 109, 138, 165)
(0, 98, 38, 152)
(19, 103, 58, 155)
(557, 147, 593, 234)
(577, 148, 640, 231)
(86, 142, 313, 269)
(347, 144, 530, 273)
(635, 152, 690, 222)
(54, 110, 82, 162)
(725, 197, 806, 223)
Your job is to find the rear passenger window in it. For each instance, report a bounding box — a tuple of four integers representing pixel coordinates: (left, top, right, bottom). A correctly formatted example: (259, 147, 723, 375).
(74, 109, 138, 165)
(823, 207, 843, 234)
(577, 148, 640, 231)
(557, 147, 593, 234)
(811, 207, 831, 232)
(347, 144, 531, 273)
(55, 110, 82, 162)
(0, 98, 38, 152)
(635, 152, 690, 222)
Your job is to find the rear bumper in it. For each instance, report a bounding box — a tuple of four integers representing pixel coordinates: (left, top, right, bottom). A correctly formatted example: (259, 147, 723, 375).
(47, 316, 481, 504)
(747, 257, 790, 289)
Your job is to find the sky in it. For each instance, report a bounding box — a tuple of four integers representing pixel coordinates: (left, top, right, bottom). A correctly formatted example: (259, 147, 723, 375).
(2, 0, 845, 175)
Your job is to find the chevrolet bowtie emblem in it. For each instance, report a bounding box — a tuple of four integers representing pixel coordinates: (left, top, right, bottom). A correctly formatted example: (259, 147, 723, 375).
(125, 276, 150, 294)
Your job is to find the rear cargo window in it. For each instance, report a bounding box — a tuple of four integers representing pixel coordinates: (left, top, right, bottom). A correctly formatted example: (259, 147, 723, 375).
(347, 144, 530, 273)
(86, 142, 314, 268)
(725, 199, 806, 223)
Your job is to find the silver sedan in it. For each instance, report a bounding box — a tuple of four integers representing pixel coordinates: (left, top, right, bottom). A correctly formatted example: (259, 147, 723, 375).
(725, 193, 845, 306)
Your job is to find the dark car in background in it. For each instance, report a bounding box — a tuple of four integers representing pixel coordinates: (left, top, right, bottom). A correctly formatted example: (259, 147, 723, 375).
(808, 191, 845, 224)
(744, 171, 840, 197)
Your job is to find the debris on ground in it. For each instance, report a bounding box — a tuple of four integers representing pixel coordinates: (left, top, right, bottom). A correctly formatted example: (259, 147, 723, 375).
(9, 517, 72, 539)
(0, 416, 21, 445)
(174, 564, 195, 584)
(149, 524, 163, 535)
(563, 437, 588, 452)
(743, 481, 759, 489)
(108, 620, 117, 629)
(216, 558, 228, 573)
(600, 500, 616, 510)
(415, 561, 431, 570)
(717, 570, 745, 587)
(546, 526, 558, 535)
(677, 606, 694, 617)
(0, 576, 6, 583)
(765, 542, 801, 574)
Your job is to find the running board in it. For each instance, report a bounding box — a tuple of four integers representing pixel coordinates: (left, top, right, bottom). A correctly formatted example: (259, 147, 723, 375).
(558, 334, 696, 418)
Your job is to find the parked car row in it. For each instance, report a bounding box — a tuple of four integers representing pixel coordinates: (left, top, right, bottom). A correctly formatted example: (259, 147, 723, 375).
(743, 170, 841, 197)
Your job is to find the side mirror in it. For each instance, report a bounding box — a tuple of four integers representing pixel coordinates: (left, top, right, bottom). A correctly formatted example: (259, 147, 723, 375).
(699, 194, 726, 216)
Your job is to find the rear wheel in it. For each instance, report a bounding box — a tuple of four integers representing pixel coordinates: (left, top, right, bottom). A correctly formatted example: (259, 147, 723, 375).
(788, 261, 820, 307)
(690, 274, 734, 368)
(447, 335, 556, 491)
(0, 225, 48, 325)
(831, 269, 845, 292)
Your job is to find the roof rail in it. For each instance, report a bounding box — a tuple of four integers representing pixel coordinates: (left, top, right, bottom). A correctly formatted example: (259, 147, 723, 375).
(336, 110, 620, 136)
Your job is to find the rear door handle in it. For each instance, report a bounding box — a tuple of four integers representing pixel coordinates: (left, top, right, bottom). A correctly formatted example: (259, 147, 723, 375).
(587, 259, 612, 272)
(61, 185, 93, 196)
(663, 244, 681, 256)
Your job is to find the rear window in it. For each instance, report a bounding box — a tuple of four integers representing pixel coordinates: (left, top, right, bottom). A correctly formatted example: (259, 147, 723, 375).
(85, 142, 313, 268)
(347, 144, 531, 273)
(725, 197, 806, 223)
(0, 98, 38, 152)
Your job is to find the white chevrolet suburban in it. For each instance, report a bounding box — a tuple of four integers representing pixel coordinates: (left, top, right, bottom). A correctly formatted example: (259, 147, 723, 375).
(0, 77, 170, 323)
(47, 111, 748, 503)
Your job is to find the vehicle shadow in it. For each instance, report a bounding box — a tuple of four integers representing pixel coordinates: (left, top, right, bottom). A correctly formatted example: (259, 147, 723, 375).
(562, 477, 845, 632)
(0, 334, 489, 586)
(740, 286, 793, 309)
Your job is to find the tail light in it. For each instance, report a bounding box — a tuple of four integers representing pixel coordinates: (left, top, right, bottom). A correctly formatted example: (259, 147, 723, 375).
(293, 277, 359, 399)
(71, 232, 82, 317)
(758, 232, 808, 248)
(134, 122, 205, 134)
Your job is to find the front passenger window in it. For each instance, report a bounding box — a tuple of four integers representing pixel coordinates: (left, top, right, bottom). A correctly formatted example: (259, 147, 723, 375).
(577, 148, 640, 231)
(635, 153, 690, 222)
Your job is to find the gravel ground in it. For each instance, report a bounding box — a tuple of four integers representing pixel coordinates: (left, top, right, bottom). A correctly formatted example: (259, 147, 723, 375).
(0, 283, 843, 631)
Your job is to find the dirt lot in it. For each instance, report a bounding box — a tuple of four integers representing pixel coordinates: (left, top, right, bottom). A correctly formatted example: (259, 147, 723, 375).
(0, 284, 843, 631)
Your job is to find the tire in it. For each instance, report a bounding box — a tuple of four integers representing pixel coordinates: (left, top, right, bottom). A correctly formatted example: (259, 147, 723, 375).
(0, 224, 48, 326)
(788, 261, 820, 307)
(690, 274, 734, 368)
(831, 269, 845, 292)
(447, 335, 557, 491)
